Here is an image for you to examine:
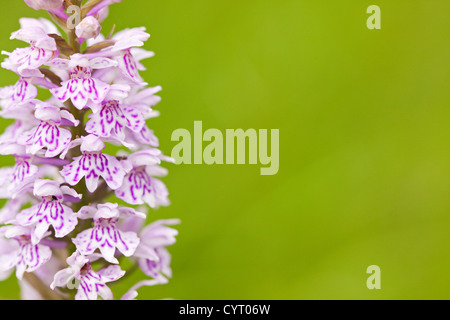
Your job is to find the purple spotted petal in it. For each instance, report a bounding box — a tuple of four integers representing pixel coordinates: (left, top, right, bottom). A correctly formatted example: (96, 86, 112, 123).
(9, 157, 39, 196)
(115, 167, 169, 208)
(138, 247, 172, 279)
(16, 200, 78, 243)
(0, 227, 52, 280)
(61, 152, 126, 192)
(85, 100, 144, 140)
(0, 79, 37, 110)
(51, 251, 123, 300)
(15, 241, 52, 280)
(115, 50, 143, 83)
(9, 46, 57, 76)
(73, 219, 140, 264)
(50, 78, 110, 110)
(19, 121, 72, 158)
(75, 271, 108, 300)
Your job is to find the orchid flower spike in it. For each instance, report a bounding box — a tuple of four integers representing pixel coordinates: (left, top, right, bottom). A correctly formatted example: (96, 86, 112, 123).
(0, 1, 179, 300)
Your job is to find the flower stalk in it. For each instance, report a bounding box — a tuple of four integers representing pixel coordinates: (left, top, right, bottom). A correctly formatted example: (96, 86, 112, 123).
(0, 0, 179, 300)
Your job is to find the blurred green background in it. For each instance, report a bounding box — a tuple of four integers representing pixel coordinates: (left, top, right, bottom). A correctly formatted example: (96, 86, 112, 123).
(0, 0, 449, 299)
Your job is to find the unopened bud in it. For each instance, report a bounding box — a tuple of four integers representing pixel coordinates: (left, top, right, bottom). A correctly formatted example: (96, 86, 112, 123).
(75, 16, 102, 40)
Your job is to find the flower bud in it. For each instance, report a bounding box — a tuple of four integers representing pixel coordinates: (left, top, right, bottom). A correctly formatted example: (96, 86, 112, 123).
(24, 0, 63, 10)
(75, 16, 102, 40)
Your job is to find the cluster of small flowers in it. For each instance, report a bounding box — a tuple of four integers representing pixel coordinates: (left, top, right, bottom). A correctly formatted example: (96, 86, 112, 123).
(0, 0, 179, 300)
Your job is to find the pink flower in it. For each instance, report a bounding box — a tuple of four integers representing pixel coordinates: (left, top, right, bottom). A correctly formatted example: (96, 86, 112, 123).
(0, 78, 38, 113)
(73, 203, 144, 263)
(111, 28, 151, 84)
(49, 54, 117, 110)
(84, 85, 161, 148)
(60, 134, 127, 192)
(5, 18, 59, 76)
(0, 225, 52, 280)
(115, 149, 173, 208)
(5, 155, 39, 197)
(134, 219, 179, 279)
(51, 252, 125, 300)
(16, 179, 80, 244)
(86, 27, 153, 85)
(85, 100, 144, 141)
(18, 103, 74, 158)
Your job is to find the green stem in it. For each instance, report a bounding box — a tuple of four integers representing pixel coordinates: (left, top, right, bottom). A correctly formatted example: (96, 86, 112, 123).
(67, 29, 81, 54)
(23, 273, 64, 300)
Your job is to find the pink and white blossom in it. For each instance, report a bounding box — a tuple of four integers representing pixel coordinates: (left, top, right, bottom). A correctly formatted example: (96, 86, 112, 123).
(16, 179, 80, 244)
(134, 219, 179, 279)
(18, 103, 74, 158)
(0, 225, 52, 280)
(50, 54, 117, 110)
(0, 78, 38, 114)
(60, 135, 127, 192)
(73, 203, 144, 263)
(51, 252, 124, 300)
(115, 149, 174, 208)
(5, 18, 59, 76)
